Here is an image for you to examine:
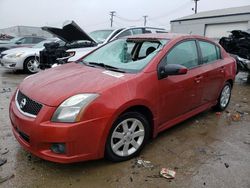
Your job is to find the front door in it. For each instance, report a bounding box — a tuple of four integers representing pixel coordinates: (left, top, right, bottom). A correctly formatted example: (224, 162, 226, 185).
(157, 40, 205, 125)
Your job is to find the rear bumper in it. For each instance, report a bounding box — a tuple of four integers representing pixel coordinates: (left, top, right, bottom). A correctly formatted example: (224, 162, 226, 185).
(9, 97, 111, 163)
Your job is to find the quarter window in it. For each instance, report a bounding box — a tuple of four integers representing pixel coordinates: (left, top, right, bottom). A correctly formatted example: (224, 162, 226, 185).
(215, 46, 221, 59)
(166, 41, 199, 69)
(199, 41, 219, 63)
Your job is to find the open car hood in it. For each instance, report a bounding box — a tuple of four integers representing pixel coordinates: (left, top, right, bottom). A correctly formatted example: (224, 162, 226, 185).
(42, 21, 96, 44)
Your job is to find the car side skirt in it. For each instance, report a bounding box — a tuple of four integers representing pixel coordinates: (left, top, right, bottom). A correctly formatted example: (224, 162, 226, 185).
(156, 101, 216, 134)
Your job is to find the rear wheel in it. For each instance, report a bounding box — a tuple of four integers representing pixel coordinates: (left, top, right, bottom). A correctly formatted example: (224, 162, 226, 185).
(213, 82, 232, 111)
(24, 57, 39, 74)
(105, 112, 150, 162)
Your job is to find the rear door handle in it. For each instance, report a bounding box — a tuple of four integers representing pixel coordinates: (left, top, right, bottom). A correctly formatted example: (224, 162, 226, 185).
(194, 75, 203, 83)
(220, 66, 225, 73)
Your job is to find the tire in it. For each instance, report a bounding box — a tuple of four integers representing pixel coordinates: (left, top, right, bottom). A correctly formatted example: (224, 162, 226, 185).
(105, 111, 150, 162)
(213, 82, 232, 111)
(24, 57, 39, 74)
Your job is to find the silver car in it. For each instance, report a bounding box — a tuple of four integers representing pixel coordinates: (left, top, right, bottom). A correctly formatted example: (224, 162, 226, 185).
(0, 38, 59, 73)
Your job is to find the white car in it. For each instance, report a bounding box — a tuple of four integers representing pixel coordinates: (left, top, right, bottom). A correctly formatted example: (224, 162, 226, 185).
(66, 27, 167, 62)
(0, 38, 58, 73)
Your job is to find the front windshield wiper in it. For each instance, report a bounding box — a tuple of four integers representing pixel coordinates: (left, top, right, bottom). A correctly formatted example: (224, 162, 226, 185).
(84, 61, 126, 73)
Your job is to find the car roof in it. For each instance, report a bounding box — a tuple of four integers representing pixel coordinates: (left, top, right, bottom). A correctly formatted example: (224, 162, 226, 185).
(126, 33, 209, 40)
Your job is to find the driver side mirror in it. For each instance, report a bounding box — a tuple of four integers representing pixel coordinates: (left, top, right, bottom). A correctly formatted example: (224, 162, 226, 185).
(15, 41, 22, 45)
(158, 64, 188, 79)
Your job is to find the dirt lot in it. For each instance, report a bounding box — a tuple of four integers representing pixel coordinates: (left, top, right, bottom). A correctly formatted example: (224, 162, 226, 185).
(0, 67, 250, 188)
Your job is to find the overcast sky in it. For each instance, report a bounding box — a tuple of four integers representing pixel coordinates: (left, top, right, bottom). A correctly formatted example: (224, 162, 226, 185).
(0, 0, 250, 31)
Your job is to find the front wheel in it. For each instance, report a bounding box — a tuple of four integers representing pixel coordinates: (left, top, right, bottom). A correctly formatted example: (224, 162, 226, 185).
(105, 112, 150, 162)
(213, 82, 232, 111)
(24, 57, 40, 74)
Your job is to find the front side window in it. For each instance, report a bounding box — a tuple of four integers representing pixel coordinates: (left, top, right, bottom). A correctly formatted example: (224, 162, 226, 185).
(18, 37, 33, 44)
(199, 41, 219, 63)
(81, 38, 168, 72)
(166, 41, 199, 69)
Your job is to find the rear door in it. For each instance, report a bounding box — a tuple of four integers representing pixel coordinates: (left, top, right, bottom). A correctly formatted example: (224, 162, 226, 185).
(197, 40, 225, 103)
(157, 40, 205, 125)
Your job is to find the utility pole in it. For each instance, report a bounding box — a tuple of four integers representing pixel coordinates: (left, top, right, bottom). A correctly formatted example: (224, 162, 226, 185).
(110, 11, 116, 27)
(143, 15, 148, 26)
(193, 0, 200, 14)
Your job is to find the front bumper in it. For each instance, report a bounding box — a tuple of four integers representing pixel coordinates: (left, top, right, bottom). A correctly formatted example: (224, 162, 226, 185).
(1, 56, 24, 70)
(9, 94, 110, 163)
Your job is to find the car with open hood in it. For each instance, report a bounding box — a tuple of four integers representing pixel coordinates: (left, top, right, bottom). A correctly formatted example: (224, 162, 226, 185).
(9, 33, 236, 163)
(39, 21, 166, 69)
(65, 26, 167, 64)
(39, 21, 97, 69)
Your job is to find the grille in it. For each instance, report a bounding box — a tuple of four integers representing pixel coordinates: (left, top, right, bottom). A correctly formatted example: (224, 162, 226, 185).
(16, 90, 43, 117)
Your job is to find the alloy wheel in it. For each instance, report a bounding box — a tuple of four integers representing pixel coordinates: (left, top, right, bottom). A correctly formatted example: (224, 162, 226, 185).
(111, 118, 145, 157)
(27, 58, 39, 73)
(220, 85, 231, 108)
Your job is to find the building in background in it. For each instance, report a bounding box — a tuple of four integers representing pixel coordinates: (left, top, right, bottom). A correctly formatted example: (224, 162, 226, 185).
(0, 26, 53, 38)
(170, 5, 250, 39)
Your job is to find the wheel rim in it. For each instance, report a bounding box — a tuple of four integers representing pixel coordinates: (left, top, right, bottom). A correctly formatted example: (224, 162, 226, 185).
(27, 58, 39, 73)
(220, 85, 231, 108)
(111, 118, 145, 157)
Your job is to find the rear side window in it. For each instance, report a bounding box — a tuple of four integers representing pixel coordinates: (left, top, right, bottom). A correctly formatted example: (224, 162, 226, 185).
(132, 28, 143, 35)
(117, 30, 132, 38)
(199, 41, 220, 63)
(33, 37, 44, 44)
(166, 40, 199, 69)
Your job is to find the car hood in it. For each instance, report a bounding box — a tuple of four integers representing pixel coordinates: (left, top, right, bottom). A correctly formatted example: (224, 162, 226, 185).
(19, 63, 131, 106)
(42, 21, 96, 44)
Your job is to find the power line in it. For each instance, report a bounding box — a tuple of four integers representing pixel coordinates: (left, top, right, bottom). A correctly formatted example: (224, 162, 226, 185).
(115, 15, 142, 22)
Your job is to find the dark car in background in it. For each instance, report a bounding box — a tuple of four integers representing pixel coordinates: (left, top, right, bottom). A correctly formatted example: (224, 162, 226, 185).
(0, 36, 46, 53)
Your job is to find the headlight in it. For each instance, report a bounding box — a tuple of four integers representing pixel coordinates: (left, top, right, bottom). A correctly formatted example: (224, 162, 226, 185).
(51, 94, 99, 123)
(67, 51, 75, 57)
(7, 52, 25, 58)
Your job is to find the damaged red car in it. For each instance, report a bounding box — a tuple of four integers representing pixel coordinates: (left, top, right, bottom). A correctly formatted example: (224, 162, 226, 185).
(9, 33, 236, 163)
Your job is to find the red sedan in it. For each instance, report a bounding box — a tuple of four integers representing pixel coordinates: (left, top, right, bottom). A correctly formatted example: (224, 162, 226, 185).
(9, 33, 236, 163)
